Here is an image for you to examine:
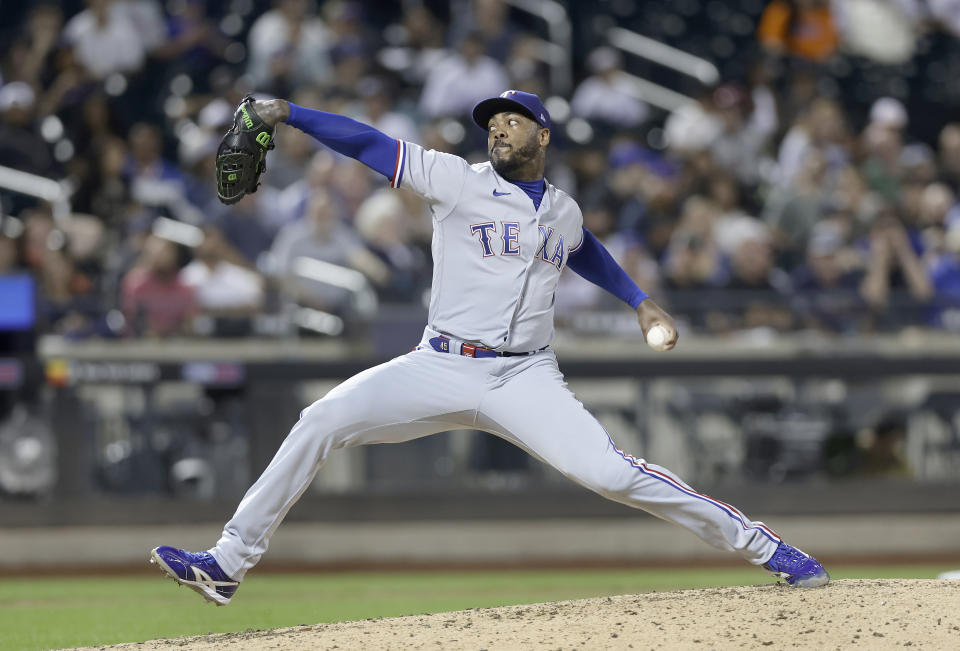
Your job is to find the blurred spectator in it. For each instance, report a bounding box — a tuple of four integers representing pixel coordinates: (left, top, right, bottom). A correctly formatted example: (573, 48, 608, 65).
(790, 220, 868, 332)
(268, 190, 388, 313)
(663, 196, 727, 290)
(0, 217, 25, 273)
(151, 0, 229, 76)
(712, 184, 771, 262)
(331, 160, 375, 219)
(246, 0, 332, 95)
(123, 0, 168, 54)
(419, 32, 509, 119)
(757, 0, 839, 62)
(722, 230, 794, 332)
(1, 4, 63, 88)
(709, 83, 776, 188)
(938, 123, 960, 192)
(450, 0, 518, 63)
(0, 82, 55, 177)
(570, 47, 649, 130)
(124, 122, 199, 224)
(275, 149, 340, 227)
(327, 39, 370, 100)
(206, 193, 277, 269)
(179, 228, 264, 315)
(121, 234, 195, 336)
(354, 189, 427, 302)
(858, 414, 912, 478)
(776, 98, 850, 187)
(764, 150, 831, 259)
(664, 87, 723, 156)
(928, 223, 960, 329)
(859, 97, 909, 201)
(860, 210, 933, 310)
(357, 77, 420, 143)
(831, 0, 918, 64)
(89, 137, 131, 226)
(62, 0, 147, 80)
(385, 6, 447, 88)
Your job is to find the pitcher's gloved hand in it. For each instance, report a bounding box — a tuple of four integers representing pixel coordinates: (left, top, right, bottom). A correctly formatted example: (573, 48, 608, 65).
(215, 96, 278, 205)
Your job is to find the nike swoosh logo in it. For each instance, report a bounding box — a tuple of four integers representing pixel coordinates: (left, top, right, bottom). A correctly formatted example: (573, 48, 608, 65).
(492, 190, 511, 197)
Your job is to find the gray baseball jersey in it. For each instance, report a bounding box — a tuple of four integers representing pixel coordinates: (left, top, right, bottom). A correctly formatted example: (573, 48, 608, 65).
(209, 138, 781, 583)
(398, 140, 583, 351)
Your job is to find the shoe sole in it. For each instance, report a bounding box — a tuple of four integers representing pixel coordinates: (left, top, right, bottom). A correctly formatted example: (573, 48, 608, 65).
(793, 570, 830, 588)
(771, 569, 831, 588)
(149, 548, 232, 606)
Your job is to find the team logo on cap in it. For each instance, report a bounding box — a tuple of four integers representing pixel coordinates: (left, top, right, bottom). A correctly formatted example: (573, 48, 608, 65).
(500, 90, 517, 98)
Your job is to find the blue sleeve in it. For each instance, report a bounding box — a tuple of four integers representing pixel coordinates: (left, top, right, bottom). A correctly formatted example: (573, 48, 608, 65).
(285, 103, 401, 183)
(567, 227, 649, 308)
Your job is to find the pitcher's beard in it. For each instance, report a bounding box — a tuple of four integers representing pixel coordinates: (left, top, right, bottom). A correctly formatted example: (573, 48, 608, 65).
(491, 141, 541, 179)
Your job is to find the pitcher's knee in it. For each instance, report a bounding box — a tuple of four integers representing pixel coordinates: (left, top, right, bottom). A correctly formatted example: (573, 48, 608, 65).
(569, 469, 632, 499)
(292, 398, 353, 447)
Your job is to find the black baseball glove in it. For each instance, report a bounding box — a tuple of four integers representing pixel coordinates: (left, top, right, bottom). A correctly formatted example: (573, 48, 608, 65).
(215, 96, 276, 204)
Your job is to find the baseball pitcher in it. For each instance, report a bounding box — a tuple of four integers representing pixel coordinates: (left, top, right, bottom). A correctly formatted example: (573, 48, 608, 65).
(151, 91, 829, 605)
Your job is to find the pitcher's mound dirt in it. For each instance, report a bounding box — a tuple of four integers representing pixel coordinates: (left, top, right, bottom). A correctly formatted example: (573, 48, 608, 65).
(77, 579, 959, 650)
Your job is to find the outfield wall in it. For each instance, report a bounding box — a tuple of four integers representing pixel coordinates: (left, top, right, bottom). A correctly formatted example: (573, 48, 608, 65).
(3, 513, 960, 573)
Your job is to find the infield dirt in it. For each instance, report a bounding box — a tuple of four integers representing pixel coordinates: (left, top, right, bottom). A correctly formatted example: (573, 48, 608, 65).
(73, 578, 959, 650)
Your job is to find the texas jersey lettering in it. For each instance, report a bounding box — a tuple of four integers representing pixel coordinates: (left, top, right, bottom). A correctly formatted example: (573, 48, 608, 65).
(398, 141, 583, 350)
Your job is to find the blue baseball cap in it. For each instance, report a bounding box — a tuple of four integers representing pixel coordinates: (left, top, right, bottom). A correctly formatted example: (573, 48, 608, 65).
(472, 90, 551, 130)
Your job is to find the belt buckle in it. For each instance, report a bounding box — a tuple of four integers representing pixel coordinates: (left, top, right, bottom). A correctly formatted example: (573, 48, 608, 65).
(461, 343, 476, 358)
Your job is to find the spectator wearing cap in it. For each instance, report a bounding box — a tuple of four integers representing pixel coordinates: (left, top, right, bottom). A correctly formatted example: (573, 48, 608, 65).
(570, 47, 649, 129)
(0, 82, 55, 177)
(419, 32, 509, 119)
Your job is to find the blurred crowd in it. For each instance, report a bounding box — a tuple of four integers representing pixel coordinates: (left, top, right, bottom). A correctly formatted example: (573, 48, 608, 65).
(1, 0, 960, 342)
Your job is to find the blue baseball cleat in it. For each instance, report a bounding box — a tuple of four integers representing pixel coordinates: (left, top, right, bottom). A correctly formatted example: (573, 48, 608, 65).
(763, 541, 830, 588)
(150, 546, 238, 605)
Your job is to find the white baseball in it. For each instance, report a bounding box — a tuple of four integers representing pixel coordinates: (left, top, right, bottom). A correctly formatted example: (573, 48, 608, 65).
(645, 324, 671, 351)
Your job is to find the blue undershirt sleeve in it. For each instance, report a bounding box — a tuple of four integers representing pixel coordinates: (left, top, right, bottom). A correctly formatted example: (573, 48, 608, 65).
(567, 227, 649, 309)
(285, 103, 400, 182)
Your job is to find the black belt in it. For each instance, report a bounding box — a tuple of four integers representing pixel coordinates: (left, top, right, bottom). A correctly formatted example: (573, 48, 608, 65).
(427, 336, 547, 358)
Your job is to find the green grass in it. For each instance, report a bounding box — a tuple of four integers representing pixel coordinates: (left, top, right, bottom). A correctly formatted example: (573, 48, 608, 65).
(0, 564, 949, 651)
